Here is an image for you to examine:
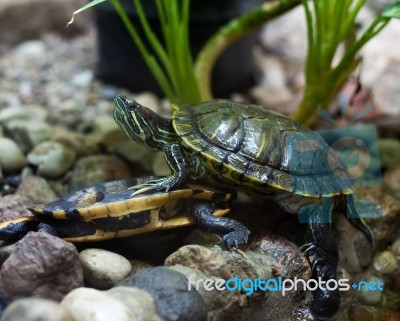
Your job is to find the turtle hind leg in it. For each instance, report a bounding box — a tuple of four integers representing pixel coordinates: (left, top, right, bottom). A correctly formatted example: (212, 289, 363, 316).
(191, 201, 250, 250)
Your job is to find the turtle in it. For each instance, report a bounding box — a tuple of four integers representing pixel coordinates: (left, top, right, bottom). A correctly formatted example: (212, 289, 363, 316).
(112, 96, 375, 320)
(0, 176, 249, 248)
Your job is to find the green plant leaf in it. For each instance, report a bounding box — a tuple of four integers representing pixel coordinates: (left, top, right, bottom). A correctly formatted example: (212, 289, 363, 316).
(380, 2, 400, 19)
(67, 0, 106, 27)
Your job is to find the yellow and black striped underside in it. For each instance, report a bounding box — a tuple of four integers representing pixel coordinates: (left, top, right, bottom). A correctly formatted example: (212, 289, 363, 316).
(173, 100, 353, 197)
(20, 177, 232, 242)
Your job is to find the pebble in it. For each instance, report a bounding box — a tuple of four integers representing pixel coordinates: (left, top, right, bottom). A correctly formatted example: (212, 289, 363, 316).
(1, 298, 74, 321)
(134, 92, 161, 113)
(356, 275, 384, 305)
(373, 251, 399, 275)
(79, 248, 132, 290)
(0, 194, 33, 221)
(27, 141, 76, 178)
(0, 137, 27, 173)
(71, 69, 93, 88)
(13, 40, 46, 59)
(0, 105, 47, 123)
(391, 238, 400, 259)
(118, 266, 207, 321)
(16, 175, 58, 204)
(61, 287, 137, 321)
(0, 232, 83, 301)
(106, 286, 162, 321)
(4, 119, 55, 153)
(68, 155, 134, 191)
(165, 245, 233, 279)
(383, 164, 400, 200)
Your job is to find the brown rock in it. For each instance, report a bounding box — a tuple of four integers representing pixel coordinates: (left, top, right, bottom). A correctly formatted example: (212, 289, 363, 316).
(69, 155, 134, 191)
(16, 175, 58, 205)
(0, 232, 83, 301)
(378, 311, 400, 321)
(0, 194, 32, 222)
(165, 245, 233, 280)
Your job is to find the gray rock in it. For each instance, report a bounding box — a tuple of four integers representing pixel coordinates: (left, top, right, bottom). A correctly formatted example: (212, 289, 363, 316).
(118, 266, 207, 321)
(16, 175, 58, 204)
(0, 232, 83, 301)
(53, 126, 99, 157)
(373, 251, 399, 275)
(169, 264, 245, 321)
(61, 287, 137, 321)
(134, 92, 161, 114)
(0, 137, 27, 173)
(69, 155, 134, 191)
(79, 248, 132, 290)
(1, 298, 74, 321)
(0, 194, 32, 222)
(13, 40, 46, 59)
(106, 286, 162, 321)
(129, 259, 154, 275)
(71, 69, 93, 88)
(27, 141, 76, 178)
(4, 119, 55, 153)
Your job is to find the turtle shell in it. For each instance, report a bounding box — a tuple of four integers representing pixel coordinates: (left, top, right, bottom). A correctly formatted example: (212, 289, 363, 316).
(26, 177, 233, 242)
(173, 100, 352, 196)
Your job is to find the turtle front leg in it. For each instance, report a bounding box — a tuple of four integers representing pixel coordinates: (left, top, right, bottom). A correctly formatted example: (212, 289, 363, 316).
(132, 144, 189, 195)
(191, 200, 250, 250)
(303, 222, 339, 320)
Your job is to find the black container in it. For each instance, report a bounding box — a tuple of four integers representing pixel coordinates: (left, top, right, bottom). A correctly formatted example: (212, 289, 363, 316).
(94, 0, 263, 98)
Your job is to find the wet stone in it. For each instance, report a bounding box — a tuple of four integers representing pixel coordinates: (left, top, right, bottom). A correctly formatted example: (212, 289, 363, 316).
(16, 175, 58, 204)
(170, 264, 245, 321)
(0, 137, 27, 173)
(118, 266, 207, 321)
(106, 286, 162, 321)
(0, 194, 32, 222)
(27, 141, 76, 178)
(61, 287, 137, 321)
(373, 251, 399, 275)
(1, 298, 74, 321)
(69, 155, 134, 191)
(79, 248, 132, 290)
(0, 232, 83, 301)
(4, 119, 55, 153)
(391, 238, 400, 259)
(356, 275, 384, 305)
(164, 245, 233, 279)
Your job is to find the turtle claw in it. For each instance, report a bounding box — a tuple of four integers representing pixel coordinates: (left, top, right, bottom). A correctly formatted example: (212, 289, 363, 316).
(129, 178, 168, 196)
(222, 230, 249, 250)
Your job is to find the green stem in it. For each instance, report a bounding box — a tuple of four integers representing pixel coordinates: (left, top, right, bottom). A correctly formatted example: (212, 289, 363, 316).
(194, 0, 301, 100)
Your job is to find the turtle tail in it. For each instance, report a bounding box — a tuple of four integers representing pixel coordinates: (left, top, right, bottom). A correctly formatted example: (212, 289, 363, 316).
(341, 194, 376, 246)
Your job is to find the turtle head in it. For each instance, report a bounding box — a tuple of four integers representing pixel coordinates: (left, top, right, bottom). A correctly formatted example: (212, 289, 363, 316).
(113, 95, 175, 150)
